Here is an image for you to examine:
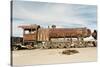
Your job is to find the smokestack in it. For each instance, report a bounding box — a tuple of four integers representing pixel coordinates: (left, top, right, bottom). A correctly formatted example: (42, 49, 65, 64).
(52, 25, 56, 29)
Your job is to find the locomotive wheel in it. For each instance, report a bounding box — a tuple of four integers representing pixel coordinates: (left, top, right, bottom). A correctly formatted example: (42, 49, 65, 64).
(42, 46, 45, 49)
(59, 45, 64, 49)
(26, 45, 33, 49)
(63, 46, 67, 48)
(42, 45, 47, 49)
(48, 46, 52, 49)
(56, 46, 59, 48)
(74, 45, 79, 48)
(48, 45, 53, 49)
(84, 44, 87, 47)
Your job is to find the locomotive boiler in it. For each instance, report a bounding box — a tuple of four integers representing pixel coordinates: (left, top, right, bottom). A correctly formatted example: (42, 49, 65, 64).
(49, 28, 91, 38)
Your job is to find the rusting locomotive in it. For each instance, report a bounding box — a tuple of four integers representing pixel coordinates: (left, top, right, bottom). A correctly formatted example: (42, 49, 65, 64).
(17, 24, 94, 49)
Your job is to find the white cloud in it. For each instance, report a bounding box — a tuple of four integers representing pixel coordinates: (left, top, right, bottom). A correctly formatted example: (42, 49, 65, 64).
(12, 1, 97, 36)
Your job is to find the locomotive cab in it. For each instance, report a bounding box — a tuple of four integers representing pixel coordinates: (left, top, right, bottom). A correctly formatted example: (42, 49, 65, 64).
(18, 24, 40, 49)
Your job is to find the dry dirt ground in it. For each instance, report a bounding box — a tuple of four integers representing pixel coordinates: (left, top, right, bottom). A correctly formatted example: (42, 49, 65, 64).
(12, 47, 97, 66)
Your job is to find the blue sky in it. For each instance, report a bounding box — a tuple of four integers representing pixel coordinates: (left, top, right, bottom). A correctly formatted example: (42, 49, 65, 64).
(12, 1, 97, 37)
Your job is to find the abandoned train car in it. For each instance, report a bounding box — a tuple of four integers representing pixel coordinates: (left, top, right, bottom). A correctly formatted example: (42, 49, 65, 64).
(16, 24, 96, 49)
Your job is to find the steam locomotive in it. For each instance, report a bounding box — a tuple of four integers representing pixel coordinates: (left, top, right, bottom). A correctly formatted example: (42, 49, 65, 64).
(11, 24, 97, 50)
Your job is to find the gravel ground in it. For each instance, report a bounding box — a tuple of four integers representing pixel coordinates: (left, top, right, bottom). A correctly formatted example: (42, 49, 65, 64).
(12, 47, 97, 66)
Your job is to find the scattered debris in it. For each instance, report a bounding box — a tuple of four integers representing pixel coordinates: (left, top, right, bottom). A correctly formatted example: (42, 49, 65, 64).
(62, 49, 79, 55)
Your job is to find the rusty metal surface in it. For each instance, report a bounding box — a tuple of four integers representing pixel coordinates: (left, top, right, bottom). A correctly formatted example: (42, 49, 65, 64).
(37, 28, 49, 41)
(23, 34, 36, 41)
(18, 25, 91, 42)
(18, 24, 40, 29)
(49, 28, 91, 38)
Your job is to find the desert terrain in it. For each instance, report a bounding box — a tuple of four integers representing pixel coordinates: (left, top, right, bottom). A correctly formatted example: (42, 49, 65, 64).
(12, 47, 97, 66)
